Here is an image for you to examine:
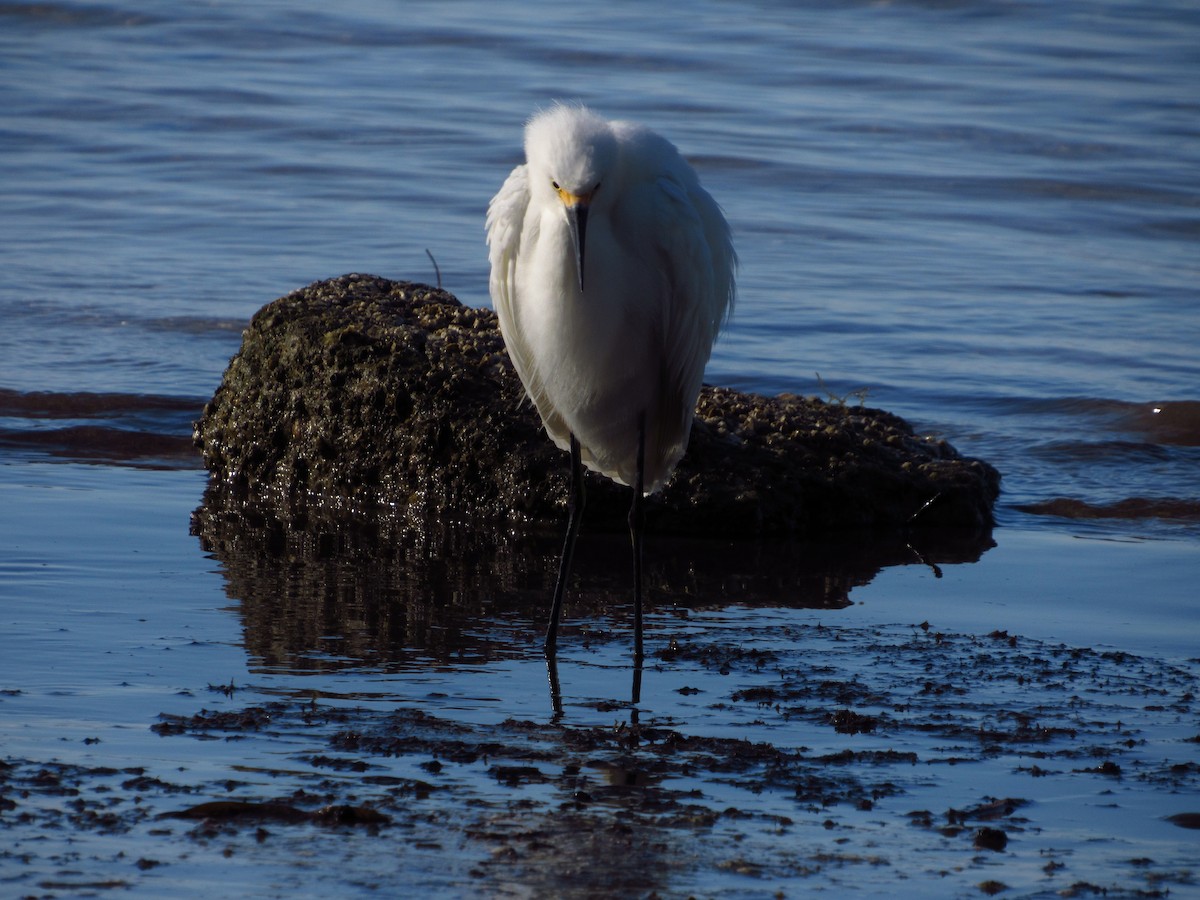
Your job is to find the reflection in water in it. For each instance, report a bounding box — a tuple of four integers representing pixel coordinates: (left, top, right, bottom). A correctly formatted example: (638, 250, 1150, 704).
(192, 486, 994, 676)
(547, 654, 642, 719)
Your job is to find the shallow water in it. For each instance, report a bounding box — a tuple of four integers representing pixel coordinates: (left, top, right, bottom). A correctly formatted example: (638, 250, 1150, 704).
(3, 463, 1198, 897)
(1, 0, 1199, 896)
(2, 0, 1197, 523)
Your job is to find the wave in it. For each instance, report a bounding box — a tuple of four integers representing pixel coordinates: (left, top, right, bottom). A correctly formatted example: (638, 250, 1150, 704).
(0, 388, 203, 469)
(0, 3, 159, 30)
(1115, 400, 1200, 447)
(976, 396, 1200, 448)
(1014, 497, 1200, 524)
(0, 425, 199, 468)
(0, 388, 203, 419)
(918, 394, 1200, 535)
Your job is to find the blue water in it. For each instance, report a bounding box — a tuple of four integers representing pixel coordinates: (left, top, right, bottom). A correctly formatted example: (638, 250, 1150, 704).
(2, 0, 1197, 526)
(1, 1, 1198, 896)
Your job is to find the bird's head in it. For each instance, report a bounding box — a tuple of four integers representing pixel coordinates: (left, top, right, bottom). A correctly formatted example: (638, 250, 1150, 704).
(525, 104, 618, 293)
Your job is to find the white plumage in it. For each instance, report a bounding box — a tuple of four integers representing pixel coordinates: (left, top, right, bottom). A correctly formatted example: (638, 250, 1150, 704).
(486, 103, 735, 657)
(487, 103, 735, 492)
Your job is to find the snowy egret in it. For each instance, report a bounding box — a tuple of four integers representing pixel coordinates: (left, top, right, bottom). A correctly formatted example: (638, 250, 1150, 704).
(486, 103, 735, 659)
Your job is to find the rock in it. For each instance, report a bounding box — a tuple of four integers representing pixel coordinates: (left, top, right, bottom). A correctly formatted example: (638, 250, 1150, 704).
(194, 274, 1000, 536)
(972, 827, 1009, 852)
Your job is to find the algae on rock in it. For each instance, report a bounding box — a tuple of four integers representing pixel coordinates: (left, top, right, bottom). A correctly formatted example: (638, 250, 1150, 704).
(194, 274, 1000, 536)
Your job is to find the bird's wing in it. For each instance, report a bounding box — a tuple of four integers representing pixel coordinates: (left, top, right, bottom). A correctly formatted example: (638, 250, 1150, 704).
(487, 165, 574, 449)
(655, 175, 733, 458)
(613, 130, 736, 471)
(486, 165, 541, 396)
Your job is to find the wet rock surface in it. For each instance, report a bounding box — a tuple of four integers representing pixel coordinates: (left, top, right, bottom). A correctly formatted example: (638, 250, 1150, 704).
(194, 274, 1000, 535)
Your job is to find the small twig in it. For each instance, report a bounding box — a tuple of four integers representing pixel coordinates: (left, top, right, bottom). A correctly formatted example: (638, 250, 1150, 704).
(907, 491, 944, 525)
(206, 679, 237, 698)
(906, 542, 944, 579)
(425, 249, 442, 289)
(906, 493, 947, 577)
(815, 371, 870, 408)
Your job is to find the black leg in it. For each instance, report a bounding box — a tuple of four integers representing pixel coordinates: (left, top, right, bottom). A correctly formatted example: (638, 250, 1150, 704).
(545, 654, 564, 719)
(630, 413, 646, 664)
(545, 434, 584, 656)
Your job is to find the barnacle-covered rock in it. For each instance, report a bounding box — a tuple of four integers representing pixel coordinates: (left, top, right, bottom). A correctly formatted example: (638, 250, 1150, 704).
(194, 274, 999, 536)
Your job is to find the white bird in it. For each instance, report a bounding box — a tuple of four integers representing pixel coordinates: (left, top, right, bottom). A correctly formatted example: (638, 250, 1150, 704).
(486, 103, 735, 660)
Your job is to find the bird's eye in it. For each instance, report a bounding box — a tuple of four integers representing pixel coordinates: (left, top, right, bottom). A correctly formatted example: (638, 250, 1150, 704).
(551, 180, 560, 190)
